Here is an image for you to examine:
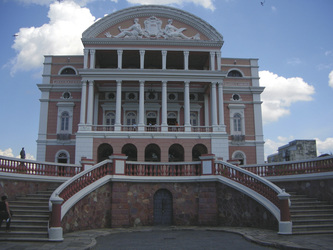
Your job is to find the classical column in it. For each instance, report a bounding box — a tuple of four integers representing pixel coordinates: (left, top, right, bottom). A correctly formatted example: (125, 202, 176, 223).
(115, 80, 122, 131)
(161, 81, 168, 132)
(218, 81, 226, 131)
(79, 80, 87, 126)
(211, 82, 218, 129)
(140, 50, 145, 69)
(216, 51, 221, 70)
(184, 51, 189, 70)
(210, 51, 215, 71)
(204, 93, 209, 126)
(83, 49, 89, 69)
(162, 50, 167, 70)
(138, 80, 145, 131)
(89, 49, 95, 69)
(87, 80, 94, 126)
(184, 81, 191, 131)
(117, 49, 123, 69)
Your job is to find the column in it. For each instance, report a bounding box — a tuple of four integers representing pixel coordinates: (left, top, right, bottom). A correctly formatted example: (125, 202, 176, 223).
(140, 50, 145, 69)
(218, 81, 226, 131)
(117, 49, 123, 69)
(184, 51, 189, 70)
(216, 51, 221, 70)
(161, 81, 168, 132)
(115, 80, 122, 131)
(138, 80, 145, 131)
(211, 82, 218, 130)
(79, 81, 87, 125)
(184, 81, 191, 131)
(204, 93, 209, 126)
(83, 49, 89, 69)
(210, 51, 215, 71)
(87, 80, 94, 127)
(89, 49, 95, 69)
(162, 50, 167, 70)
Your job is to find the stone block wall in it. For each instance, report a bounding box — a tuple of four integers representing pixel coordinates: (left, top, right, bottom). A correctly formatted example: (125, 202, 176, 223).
(61, 181, 277, 233)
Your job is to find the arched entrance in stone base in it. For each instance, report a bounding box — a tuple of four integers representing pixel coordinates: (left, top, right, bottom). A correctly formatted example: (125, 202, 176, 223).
(153, 189, 173, 226)
(97, 143, 113, 163)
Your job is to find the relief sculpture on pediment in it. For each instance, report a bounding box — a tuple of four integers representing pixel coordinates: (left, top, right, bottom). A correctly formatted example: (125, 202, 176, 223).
(105, 16, 200, 40)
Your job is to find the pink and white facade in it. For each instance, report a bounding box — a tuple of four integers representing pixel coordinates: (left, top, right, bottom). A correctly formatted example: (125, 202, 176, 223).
(36, 5, 264, 165)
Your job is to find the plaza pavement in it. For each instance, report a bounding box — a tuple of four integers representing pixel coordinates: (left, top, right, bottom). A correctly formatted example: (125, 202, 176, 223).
(0, 226, 332, 249)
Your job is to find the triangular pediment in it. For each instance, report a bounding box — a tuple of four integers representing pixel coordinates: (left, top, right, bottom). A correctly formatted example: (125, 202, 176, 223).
(82, 5, 223, 46)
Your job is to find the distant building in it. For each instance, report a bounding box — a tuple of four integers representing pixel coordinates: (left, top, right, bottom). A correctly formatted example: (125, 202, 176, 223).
(267, 140, 317, 163)
(36, 5, 265, 165)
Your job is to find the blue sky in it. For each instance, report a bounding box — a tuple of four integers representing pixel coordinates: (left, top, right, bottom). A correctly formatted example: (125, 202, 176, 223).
(0, 0, 332, 160)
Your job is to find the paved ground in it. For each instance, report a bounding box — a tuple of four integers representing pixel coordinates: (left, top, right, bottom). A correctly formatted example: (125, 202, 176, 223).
(0, 226, 333, 249)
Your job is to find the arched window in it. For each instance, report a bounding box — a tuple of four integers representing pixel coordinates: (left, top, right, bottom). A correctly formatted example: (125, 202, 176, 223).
(168, 144, 184, 162)
(57, 151, 69, 164)
(105, 112, 115, 125)
(233, 113, 242, 134)
(192, 144, 208, 161)
(190, 112, 198, 126)
(145, 144, 161, 162)
(60, 67, 76, 75)
(122, 143, 137, 161)
(97, 143, 113, 163)
(227, 70, 242, 77)
(61, 111, 69, 131)
(232, 151, 246, 165)
(126, 112, 136, 125)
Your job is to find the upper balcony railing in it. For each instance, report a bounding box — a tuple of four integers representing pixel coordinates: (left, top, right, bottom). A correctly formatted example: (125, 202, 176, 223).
(92, 124, 213, 132)
(0, 155, 82, 177)
(241, 156, 333, 177)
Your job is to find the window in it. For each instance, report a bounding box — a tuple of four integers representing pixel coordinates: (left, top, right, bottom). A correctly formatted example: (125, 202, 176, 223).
(61, 112, 69, 131)
(126, 112, 136, 125)
(105, 112, 115, 125)
(60, 67, 76, 75)
(233, 113, 242, 134)
(227, 70, 242, 77)
(190, 112, 198, 126)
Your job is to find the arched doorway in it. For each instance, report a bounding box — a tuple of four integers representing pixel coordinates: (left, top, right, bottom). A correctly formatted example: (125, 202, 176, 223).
(168, 144, 184, 162)
(97, 143, 113, 163)
(153, 189, 173, 226)
(145, 144, 161, 162)
(122, 143, 137, 161)
(232, 151, 246, 165)
(192, 144, 208, 161)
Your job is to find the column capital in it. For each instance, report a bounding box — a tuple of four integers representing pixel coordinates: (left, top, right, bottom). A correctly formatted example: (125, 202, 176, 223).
(140, 49, 145, 55)
(183, 50, 189, 56)
(117, 49, 123, 54)
(90, 49, 96, 54)
(162, 50, 167, 56)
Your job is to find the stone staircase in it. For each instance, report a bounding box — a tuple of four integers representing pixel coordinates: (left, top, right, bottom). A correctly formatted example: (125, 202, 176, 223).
(0, 187, 57, 241)
(290, 192, 333, 234)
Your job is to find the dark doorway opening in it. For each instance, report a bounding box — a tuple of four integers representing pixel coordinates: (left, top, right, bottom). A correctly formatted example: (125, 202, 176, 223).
(153, 189, 173, 226)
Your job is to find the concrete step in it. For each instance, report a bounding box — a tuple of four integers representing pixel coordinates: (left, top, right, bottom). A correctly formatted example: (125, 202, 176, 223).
(291, 214, 333, 220)
(0, 230, 48, 239)
(292, 224, 333, 233)
(292, 218, 333, 226)
(11, 220, 48, 227)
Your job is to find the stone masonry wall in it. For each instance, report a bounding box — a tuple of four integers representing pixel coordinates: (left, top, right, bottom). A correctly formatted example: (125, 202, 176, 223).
(274, 179, 333, 204)
(216, 183, 278, 230)
(61, 181, 277, 232)
(0, 178, 62, 201)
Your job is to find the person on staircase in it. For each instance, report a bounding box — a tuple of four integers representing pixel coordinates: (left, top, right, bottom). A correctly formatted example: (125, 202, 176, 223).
(0, 195, 12, 232)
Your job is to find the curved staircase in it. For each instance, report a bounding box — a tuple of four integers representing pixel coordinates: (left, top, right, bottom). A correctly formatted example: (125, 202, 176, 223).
(290, 192, 333, 234)
(0, 187, 57, 241)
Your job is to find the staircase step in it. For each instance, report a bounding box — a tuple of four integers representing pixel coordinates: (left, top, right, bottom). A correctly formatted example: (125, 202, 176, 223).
(0, 230, 48, 239)
(292, 219, 333, 225)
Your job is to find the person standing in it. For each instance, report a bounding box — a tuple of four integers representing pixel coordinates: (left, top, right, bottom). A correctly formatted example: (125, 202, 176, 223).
(0, 195, 12, 232)
(20, 147, 26, 159)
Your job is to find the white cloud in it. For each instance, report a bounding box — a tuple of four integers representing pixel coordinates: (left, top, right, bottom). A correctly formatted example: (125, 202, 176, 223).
(9, 1, 96, 75)
(316, 138, 333, 156)
(126, 0, 216, 11)
(14, 0, 95, 6)
(0, 148, 15, 157)
(259, 70, 315, 124)
(329, 70, 333, 88)
(264, 136, 294, 158)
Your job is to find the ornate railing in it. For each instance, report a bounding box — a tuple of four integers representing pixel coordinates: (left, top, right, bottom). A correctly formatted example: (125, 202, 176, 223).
(242, 156, 333, 177)
(57, 160, 113, 203)
(0, 155, 81, 177)
(214, 160, 281, 207)
(126, 161, 201, 176)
